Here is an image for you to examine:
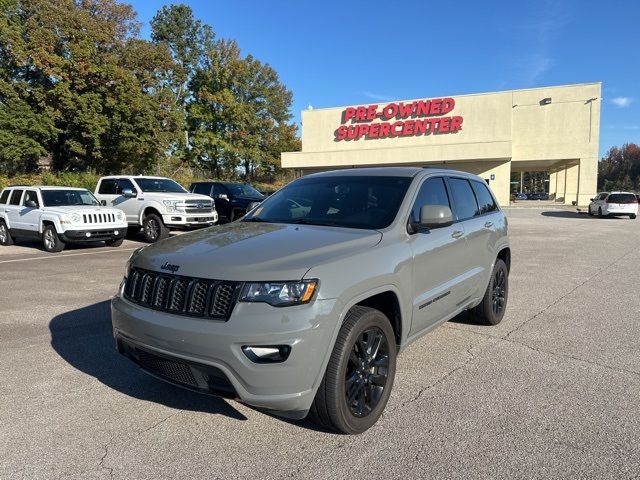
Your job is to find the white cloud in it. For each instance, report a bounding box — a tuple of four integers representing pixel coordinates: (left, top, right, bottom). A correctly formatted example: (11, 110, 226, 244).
(611, 97, 632, 108)
(362, 91, 392, 102)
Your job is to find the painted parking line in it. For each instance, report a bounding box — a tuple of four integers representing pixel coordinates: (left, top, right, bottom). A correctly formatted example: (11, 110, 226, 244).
(0, 247, 139, 264)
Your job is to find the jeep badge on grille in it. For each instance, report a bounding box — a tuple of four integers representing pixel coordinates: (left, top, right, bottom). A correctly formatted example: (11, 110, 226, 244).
(160, 262, 180, 273)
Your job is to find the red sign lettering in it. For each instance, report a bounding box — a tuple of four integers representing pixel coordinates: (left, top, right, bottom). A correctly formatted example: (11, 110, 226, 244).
(335, 97, 463, 142)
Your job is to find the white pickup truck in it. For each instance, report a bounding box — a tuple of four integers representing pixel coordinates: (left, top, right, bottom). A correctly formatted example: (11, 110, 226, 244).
(94, 176, 217, 243)
(0, 186, 128, 252)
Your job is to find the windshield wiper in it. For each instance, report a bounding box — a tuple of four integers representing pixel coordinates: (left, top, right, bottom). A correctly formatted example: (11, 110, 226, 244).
(242, 217, 269, 223)
(289, 218, 342, 227)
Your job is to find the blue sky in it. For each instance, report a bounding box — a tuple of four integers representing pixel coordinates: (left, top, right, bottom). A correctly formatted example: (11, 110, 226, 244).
(130, 0, 639, 158)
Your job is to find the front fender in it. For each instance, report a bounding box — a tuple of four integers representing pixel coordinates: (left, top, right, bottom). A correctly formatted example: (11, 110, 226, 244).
(0, 212, 10, 229)
(39, 214, 63, 234)
(138, 201, 165, 225)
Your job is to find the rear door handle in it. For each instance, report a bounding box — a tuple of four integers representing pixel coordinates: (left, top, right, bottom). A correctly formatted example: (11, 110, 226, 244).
(452, 230, 464, 239)
(484, 221, 493, 228)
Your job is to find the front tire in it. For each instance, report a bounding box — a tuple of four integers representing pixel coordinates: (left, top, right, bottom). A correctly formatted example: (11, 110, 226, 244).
(472, 258, 508, 325)
(630, 214, 637, 220)
(0, 220, 13, 247)
(310, 306, 396, 434)
(142, 213, 168, 243)
(588, 206, 594, 216)
(105, 238, 124, 247)
(42, 225, 65, 252)
(598, 207, 605, 218)
(0, 221, 13, 246)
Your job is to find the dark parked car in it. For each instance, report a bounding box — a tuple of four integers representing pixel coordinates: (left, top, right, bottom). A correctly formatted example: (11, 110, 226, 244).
(189, 181, 265, 222)
(514, 193, 528, 200)
(526, 192, 549, 200)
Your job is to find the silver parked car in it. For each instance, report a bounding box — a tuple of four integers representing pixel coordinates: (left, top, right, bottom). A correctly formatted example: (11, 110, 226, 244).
(112, 167, 510, 434)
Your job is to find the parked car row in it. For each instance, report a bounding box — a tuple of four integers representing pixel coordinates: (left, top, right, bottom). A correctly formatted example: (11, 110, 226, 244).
(0, 176, 265, 252)
(511, 192, 549, 201)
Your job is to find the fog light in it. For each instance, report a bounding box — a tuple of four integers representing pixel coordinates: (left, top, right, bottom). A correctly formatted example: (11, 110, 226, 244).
(85, 232, 91, 238)
(242, 345, 291, 364)
(114, 230, 119, 236)
(171, 216, 182, 221)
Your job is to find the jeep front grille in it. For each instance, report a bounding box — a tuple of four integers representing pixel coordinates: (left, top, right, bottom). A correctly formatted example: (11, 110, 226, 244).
(124, 268, 240, 320)
(83, 213, 116, 224)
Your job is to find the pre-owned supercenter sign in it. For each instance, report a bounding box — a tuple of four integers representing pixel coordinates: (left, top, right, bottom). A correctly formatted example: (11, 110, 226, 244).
(335, 97, 463, 141)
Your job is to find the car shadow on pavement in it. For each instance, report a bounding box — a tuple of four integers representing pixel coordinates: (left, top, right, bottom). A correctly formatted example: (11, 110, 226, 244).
(540, 210, 589, 219)
(49, 300, 247, 421)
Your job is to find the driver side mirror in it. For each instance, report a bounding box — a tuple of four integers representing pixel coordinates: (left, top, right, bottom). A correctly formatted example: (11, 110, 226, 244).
(590, 198, 595, 202)
(25, 200, 38, 208)
(410, 205, 453, 233)
(122, 188, 137, 198)
(216, 194, 229, 201)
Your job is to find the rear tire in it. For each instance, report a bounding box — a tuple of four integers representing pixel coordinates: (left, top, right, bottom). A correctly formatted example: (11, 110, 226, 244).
(309, 306, 396, 434)
(105, 238, 124, 247)
(472, 258, 508, 326)
(142, 214, 168, 243)
(42, 225, 65, 252)
(0, 221, 13, 246)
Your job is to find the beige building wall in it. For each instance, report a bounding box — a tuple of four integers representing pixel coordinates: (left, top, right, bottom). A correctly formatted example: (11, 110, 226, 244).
(282, 83, 601, 207)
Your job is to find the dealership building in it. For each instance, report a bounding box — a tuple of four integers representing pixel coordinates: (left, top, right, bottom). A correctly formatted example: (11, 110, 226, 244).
(281, 82, 601, 206)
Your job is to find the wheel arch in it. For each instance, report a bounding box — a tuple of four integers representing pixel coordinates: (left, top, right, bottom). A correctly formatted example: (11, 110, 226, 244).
(139, 204, 163, 225)
(497, 246, 511, 272)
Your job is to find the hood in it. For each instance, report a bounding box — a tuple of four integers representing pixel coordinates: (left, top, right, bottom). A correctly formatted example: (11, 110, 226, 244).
(43, 205, 124, 216)
(140, 192, 212, 201)
(133, 221, 382, 281)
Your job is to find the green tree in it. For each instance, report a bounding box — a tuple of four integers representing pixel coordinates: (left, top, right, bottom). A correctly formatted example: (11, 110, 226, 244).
(150, 4, 214, 162)
(598, 143, 640, 191)
(0, 0, 179, 174)
(189, 39, 300, 179)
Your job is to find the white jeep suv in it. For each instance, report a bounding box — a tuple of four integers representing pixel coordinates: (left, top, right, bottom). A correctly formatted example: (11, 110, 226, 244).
(0, 186, 128, 252)
(94, 176, 218, 243)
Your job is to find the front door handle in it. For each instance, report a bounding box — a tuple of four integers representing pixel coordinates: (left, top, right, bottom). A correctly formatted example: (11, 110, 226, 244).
(452, 230, 464, 239)
(484, 221, 493, 228)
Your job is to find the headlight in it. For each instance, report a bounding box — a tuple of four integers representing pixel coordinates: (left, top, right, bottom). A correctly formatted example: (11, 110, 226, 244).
(162, 200, 184, 213)
(239, 280, 318, 307)
(69, 213, 81, 224)
(116, 211, 124, 221)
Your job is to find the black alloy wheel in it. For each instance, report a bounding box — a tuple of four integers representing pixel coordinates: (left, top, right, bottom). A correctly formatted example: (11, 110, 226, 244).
(142, 213, 168, 243)
(492, 268, 507, 317)
(345, 327, 390, 418)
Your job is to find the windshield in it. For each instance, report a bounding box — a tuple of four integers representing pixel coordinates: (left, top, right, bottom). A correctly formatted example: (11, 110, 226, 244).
(224, 183, 263, 198)
(42, 189, 100, 207)
(243, 175, 412, 230)
(135, 178, 187, 193)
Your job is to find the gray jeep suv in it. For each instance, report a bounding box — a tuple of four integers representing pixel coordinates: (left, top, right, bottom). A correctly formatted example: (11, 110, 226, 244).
(112, 167, 510, 434)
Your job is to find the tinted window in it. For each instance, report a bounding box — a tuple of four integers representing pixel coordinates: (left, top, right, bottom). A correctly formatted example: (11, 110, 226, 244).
(471, 181, 498, 214)
(607, 193, 637, 204)
(212, 184, 227, 196)
(98, 179, 117, 195)
(410, 177, 450, 223)
(598, 193, 608, 200)
(448, 178, 479, 221)
(23, 190, 39, 207)
(134, 178, 186, 193)
(192, 183, 212, 196)
(223, 183, 263, 198)
(116, 179, 136, 195)
(9, 189, 23, 205)
(245, 175, 412, 230)
(0, 190, 9, 204)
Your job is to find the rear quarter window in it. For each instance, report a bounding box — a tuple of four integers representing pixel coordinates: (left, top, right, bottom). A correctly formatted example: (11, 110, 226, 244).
(0, 190, 9, 204)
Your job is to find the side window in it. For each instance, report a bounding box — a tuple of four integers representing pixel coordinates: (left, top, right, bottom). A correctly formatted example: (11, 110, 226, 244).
(599, 193, 608, 201)
(98, 179, 117, 195)
(448, 178, 479, 221)
(471, 180, 498, 214)
(9, 189, 24, 206)
(212, 184, 227, 196)
(193, 183, 212, 196)
(410, 177, 451, 223)
(0, 190, 10, 204)
(116, 179, 136, 195)
(23, 190, 39, 207)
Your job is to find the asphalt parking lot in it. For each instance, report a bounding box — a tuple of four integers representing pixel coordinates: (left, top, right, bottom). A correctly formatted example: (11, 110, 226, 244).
(1, 209, 639, 479)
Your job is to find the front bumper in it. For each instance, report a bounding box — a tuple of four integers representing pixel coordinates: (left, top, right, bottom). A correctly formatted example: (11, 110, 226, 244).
(163, 211, 218, 228)
(60, 227, 127, 243)
(111, 294, 342, 417)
